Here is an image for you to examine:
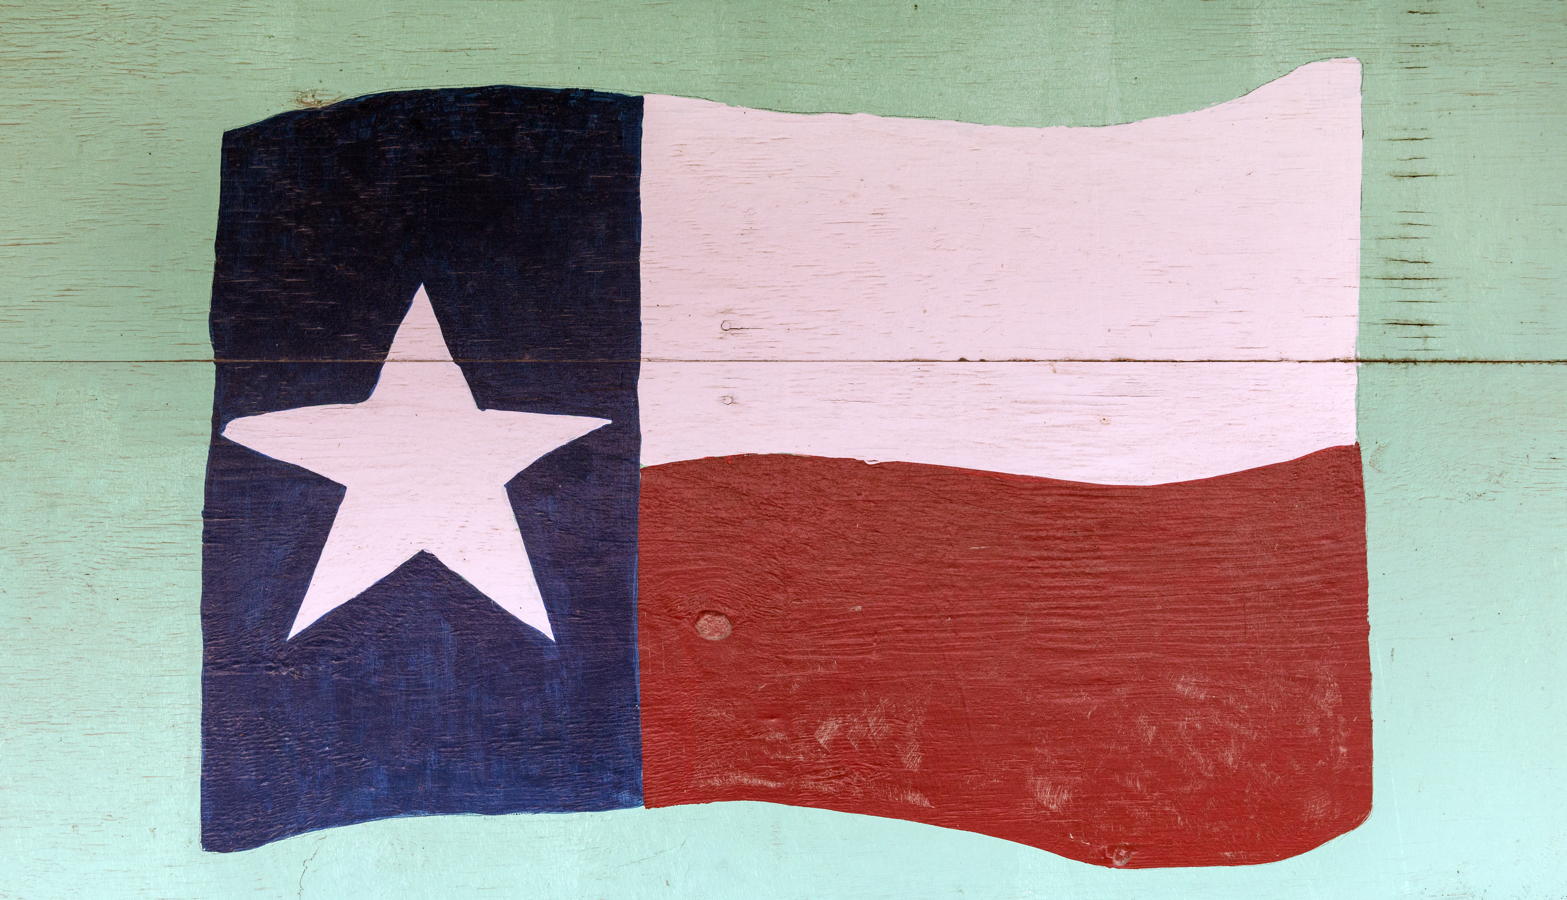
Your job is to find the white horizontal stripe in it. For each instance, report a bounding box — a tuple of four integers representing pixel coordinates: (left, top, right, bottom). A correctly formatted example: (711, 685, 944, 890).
(639, 362, 1357, 485)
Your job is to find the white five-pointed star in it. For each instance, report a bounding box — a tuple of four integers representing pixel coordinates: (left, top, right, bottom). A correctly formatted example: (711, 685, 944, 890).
(223, 284, 609, 640)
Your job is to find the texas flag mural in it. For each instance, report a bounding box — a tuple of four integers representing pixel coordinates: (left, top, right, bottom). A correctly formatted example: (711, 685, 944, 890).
(202, 58, 1367, 868)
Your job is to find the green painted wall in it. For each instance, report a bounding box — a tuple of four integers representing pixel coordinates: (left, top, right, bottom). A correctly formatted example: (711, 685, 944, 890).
(2, 1, 1563, 897)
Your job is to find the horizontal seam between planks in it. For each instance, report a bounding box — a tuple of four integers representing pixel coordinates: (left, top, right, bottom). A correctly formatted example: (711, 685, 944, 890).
(3, 358, 1567, 365)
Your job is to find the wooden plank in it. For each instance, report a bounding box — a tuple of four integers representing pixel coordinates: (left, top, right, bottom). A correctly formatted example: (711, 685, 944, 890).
(3, 1, 1566, 898)
(640, 361, 1356, 484)
(642, 61, 1359, 364)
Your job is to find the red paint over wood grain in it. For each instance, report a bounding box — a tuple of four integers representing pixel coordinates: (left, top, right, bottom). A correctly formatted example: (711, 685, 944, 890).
(638, 448, 1370, 868)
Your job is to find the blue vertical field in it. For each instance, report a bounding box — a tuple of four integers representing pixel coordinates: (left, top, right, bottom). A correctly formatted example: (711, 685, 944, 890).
(201, 87, 643, 852)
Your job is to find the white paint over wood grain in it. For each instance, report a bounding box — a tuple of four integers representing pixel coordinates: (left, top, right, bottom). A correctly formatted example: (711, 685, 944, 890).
(640, 361, 1356, 484)
(640, 59, 1360, 363)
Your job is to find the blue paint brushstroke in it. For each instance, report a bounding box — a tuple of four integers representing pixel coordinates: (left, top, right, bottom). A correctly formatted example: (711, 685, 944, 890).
(201, 86, 643, 852)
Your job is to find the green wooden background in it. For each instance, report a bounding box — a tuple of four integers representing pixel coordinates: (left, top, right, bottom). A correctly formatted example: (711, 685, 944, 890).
(3, 1, 1564, 897)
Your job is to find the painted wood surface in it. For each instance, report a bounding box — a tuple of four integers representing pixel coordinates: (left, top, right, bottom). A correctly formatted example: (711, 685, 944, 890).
(640, 447, 1370, 868)
(196, 60, 1365, 864)
(201, 88, 646, 854)
(3, 2, 1567, 899)
(641, 60, 1359, 364)
(641, 361, 1356, 483)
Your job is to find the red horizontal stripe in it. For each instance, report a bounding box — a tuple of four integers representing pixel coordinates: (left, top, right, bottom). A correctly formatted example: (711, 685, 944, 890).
(639, 448, 1370, 868)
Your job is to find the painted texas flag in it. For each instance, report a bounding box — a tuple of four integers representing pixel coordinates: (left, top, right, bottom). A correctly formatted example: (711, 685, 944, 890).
(202, 59, 1367, 868)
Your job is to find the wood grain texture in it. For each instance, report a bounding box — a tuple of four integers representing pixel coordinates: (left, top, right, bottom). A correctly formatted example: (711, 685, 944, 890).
(640, 448, 1370, 868)
(640, 362, 1356, 484)
(200, 88, 645, 853)
(2, 2, 1564, 362)
(3, 1, 1567, 898)
(642, 60, 1359, 364)
(191, 64, 1363, 863)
